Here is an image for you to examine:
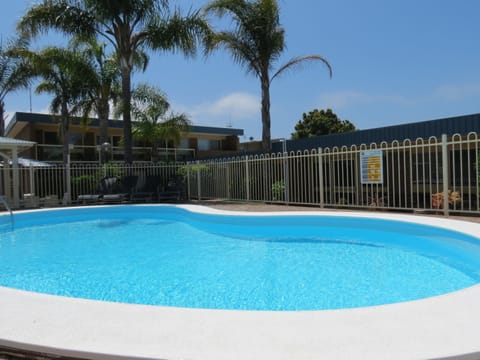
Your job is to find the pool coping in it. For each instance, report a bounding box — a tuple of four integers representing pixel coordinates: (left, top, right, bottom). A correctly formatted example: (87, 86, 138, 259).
(1, 204, 480, 360)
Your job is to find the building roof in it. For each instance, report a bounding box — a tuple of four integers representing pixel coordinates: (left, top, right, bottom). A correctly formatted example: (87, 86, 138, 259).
(6, 112, 244, 137)
(0, 137, 36, 162)
(0, 136, 36, 150)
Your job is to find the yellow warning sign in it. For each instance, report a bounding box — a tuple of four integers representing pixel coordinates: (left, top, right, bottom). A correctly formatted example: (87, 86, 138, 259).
(360, 150, 383, 184)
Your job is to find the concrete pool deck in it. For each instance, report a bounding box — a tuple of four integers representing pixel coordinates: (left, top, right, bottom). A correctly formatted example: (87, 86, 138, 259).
(1, 204, 480, 359)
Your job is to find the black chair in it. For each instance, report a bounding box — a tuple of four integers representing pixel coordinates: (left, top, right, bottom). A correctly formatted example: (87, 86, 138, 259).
(158, 175, 186, 202)
(78, 176, 119, 204)
(131, 175, 162, 203)
(102, 175, 139, 204)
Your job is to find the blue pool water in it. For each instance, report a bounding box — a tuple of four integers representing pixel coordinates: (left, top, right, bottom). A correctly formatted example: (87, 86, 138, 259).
(1, 205, 480, 310)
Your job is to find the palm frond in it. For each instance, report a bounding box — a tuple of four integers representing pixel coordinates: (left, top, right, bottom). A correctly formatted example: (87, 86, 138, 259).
(271, 55, 332, 82)
(205, 0, 285, 79)
(145, 9, 210, 57)
(18, 0, 95, 39)
(130, 83, 170, 122)
(157, 112, 191, 144)
(132, 50, 150, 72)
(204, 0, 250, 25)
(209, 31, 261, 77)
(0, 36, 33, 101)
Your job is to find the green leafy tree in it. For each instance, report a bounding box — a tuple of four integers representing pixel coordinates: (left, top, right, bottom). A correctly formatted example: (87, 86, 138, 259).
(18, 0, 210, 164)
(116, 83, 191, 162)
(70, 38, 121, 148)
(205, 0, 332, 152)
(291, 109, 356, 140)
(0, 37, 32, 136)
(18, 47, 96, 164)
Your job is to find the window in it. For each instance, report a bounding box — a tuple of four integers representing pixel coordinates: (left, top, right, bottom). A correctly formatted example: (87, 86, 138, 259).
(178, 138, 189, 149)
(69, 133, 83, 145)
(44, 131, 58, 144)
(198, 139, 221, 151)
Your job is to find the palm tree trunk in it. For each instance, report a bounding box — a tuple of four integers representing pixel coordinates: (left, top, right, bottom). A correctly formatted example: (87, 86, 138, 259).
(61, 103, 70, 165)
(98, 98, 110, 163)
(261, 75, 272, 152)
(121, 67, 133, 164)
(98, 100, 109, 145)
(0, 101, 5, 137)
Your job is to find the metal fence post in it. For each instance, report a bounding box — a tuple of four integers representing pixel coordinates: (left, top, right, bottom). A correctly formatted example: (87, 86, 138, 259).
(11, 148, 20, 209)
(283, 151, 290, 205)
(0, 166, 4, 197)
(441, 134, 449, 216)
(186, 165, 191, 201)
(245, 157, 250, 201)
(64, 154, 72, 205)
(196, 160, 201, 200)
(318, 147, 324, 208)
(226, 163, 231, 200)
(29, 165, 35, 197)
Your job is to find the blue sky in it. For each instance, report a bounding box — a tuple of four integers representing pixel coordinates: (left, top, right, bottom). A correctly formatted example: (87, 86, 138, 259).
(1, 0, 480, 141)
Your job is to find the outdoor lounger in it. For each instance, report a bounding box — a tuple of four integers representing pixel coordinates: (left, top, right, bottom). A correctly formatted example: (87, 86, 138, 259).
(130, 175, 162, 203)
(78, 176, 118, 204)
(78, 175, 137, 204)
(102, 175, 138, 203)
(157, 175, 186, 202)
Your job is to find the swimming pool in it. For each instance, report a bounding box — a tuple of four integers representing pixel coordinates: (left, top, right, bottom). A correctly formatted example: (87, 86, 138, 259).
(1, 205, 480, 360)
(1, 205, 479, 311)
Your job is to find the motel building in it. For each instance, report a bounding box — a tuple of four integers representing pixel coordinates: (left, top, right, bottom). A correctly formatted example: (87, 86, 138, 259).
(5, 112, 244, 163)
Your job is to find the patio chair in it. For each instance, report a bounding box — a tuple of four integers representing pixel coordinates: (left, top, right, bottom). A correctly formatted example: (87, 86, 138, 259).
(158, 175, 186, 202)
(78, 176, 118, 204)
(130, 175, 162, 203)
(102, 175, 139, 204)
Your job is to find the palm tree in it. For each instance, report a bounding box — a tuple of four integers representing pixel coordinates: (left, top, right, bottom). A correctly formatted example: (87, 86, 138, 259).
(117, 83, 190, 162)
(205, 0, 332, 151)
(70, 38, 121, 150)
(0, 37, 32, 136)
(18, 0, 210, 163)
(19, 47, 97, 164)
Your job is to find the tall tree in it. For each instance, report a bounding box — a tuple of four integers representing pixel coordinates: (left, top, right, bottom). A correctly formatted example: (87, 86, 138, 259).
(0, 37, 32, 136)
(116, 83, 190, 162)
(19, 47, 96, 164)
(18, 0, 209, 163)
(291, 108, 356, 140)
(70, 38, 121, 148)
(205, 0, 332, 152)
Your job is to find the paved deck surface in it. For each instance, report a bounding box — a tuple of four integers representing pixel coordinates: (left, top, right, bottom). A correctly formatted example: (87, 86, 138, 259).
(197, 200, 480, 223)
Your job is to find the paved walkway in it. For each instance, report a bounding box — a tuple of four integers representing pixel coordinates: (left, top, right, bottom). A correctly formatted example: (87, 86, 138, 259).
(194, 200, 480, 223)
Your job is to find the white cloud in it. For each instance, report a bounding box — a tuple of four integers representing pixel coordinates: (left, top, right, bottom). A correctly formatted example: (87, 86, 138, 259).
(318, 91, 406, 109)
(34, 106, 51, 114)
(431, 84, 480, 101)
(194, 92, 259, 119)
(171, 92, 263, 138)
(318, 83, 480, 112)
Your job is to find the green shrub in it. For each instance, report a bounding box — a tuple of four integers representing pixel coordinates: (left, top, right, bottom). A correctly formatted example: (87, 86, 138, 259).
(271, 180, 285, 201)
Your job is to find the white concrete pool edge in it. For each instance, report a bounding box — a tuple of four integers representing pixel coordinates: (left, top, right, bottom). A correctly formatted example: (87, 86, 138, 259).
(2, 283, 480, 359)
(1, 205, 480, 359)
(177, 203, 480, 239)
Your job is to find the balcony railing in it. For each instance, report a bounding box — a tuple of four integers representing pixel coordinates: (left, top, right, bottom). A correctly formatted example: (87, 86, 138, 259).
(32, 144, 196, 163)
